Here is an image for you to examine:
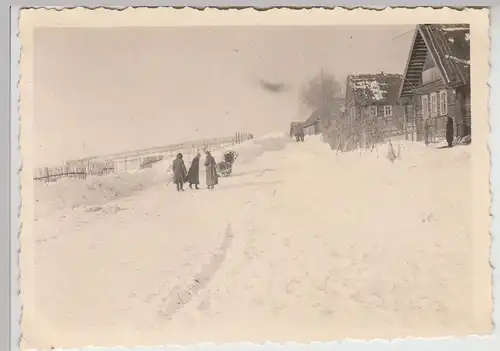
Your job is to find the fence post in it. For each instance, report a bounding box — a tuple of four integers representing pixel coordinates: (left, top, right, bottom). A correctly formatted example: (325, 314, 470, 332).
(423, 119, 429, 145)
(411, 113, 415, 141)
(403, 104, 409, 141)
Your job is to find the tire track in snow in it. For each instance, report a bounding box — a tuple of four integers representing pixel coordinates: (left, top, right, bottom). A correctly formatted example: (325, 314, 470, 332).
(157, 223, 234, 319)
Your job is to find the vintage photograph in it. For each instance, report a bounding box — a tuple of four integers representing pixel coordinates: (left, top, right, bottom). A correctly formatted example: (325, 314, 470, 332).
(18, 8, 491, 350)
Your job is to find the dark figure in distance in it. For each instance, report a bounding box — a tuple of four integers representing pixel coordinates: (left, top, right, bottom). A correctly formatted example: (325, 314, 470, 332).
(172, 153, 188, 191)
(446, 116, 454, 148)
(186, 153, 201, 189)
(294, 124, 305, 142)
(204, 151, 219, 190)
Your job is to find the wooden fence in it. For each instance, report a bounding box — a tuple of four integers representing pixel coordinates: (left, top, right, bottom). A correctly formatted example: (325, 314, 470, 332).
(319, 116, 414, 152)
(414, 116, 451, 144)
(34, 132, 253, 183)
(318, 114, 450, 153)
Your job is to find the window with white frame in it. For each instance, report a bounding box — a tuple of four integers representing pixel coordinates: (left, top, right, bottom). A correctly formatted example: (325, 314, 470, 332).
(439, 90, 448, 116)
(383, 105, 392, 117)
(349, 106, 356, 120)
(430, 92, 438, 117)
(370, 105, 377, 117)
(421, 95, 429, 119)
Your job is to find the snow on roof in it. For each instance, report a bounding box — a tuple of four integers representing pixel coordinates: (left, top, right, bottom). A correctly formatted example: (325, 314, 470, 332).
(442, 24, 469, 32)
(400, 24, 470, 98)
(440, 26, 470, 31)
(432, 24, 471, 84)
(351, 80, 384, 100)
(434, 25, 470, 55)
(445, 55, 470, 66)
(346, 72, 403, 105)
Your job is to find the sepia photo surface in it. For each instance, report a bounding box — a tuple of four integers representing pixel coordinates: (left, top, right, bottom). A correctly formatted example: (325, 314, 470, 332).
(18, 7, 491, 350)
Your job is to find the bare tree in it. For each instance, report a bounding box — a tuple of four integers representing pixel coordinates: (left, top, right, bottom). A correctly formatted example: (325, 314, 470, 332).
(300, 69, 343, 112)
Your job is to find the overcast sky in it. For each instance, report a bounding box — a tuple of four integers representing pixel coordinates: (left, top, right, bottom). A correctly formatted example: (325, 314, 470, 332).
(34, 25, 414, 166)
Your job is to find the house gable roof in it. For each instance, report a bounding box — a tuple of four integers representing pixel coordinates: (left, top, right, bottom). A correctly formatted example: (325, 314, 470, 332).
(302, 95, 345, 127)
(303, 110, 321, 127)
(399, 24, 470, 98)
(345, 72, 403, 106)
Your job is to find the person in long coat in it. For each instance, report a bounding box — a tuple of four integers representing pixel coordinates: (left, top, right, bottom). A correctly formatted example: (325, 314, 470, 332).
(204, 151, 218, 190)
(186, 153, 201, 189)
(172, 153, 187, 191)
(446, 116, 454, 148)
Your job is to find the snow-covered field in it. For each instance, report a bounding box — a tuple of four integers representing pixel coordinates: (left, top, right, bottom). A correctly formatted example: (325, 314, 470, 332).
(24, 133, 485, 349)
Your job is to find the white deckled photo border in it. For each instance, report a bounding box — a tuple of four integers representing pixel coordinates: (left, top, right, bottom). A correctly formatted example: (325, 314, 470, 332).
(7, 3, 499, 351)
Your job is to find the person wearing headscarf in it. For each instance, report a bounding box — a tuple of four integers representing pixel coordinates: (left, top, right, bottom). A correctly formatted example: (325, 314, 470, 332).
(186, 153, 201, 189)
(204, 151, 218, 190)
(172, 153, 187, 191)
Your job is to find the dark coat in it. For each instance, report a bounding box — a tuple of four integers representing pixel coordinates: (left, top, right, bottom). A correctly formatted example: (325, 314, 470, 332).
(204, 154, 218, 186)
(172, 158, 187, 184)
(294, 124, 305, 137)
(186, 156, 200, 184)
(446, 116, 454, 145)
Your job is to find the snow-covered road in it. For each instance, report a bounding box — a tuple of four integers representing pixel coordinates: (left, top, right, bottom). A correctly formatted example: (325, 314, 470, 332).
(24, 135, 487, 349)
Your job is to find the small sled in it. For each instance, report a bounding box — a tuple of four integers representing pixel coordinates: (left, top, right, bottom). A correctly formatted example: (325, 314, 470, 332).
(217, 161, 233, 177)
(216, 150, 238, 177)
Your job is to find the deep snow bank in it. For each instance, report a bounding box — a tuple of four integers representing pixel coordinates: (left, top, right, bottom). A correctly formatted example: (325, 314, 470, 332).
(34, 154, 175, 218)
(304, 134, 471, 170)
(342, 138, 472, 171)
(230, 132, 291, 164)
(35, 133, 292, 217)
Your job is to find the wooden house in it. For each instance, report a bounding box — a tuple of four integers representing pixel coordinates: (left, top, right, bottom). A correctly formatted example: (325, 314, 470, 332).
(289, 122, 303, 137)
(301, 95, 346, 136)
(344, 73, 404, 122)
(302, 110, 322, 136)
(398, 24, 471, 142)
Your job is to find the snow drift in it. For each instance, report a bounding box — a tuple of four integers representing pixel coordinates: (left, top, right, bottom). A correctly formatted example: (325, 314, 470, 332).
(230, 132, 291, 164)
(35, 154, 174, 218)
